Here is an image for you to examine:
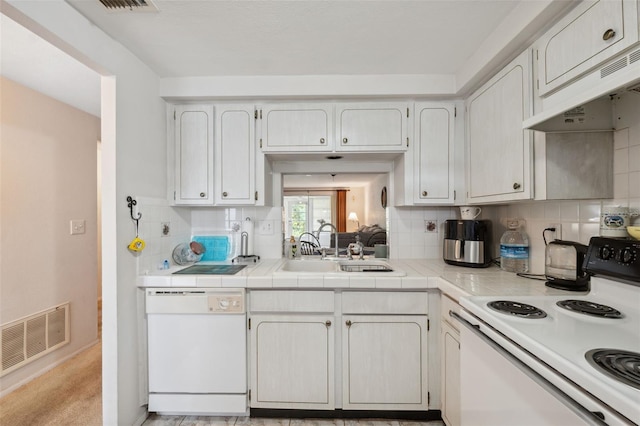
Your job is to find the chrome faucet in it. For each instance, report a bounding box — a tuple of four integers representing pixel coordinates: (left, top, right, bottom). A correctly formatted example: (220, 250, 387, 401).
(348, 235, 365, 260)
(316, 222, 340, 257)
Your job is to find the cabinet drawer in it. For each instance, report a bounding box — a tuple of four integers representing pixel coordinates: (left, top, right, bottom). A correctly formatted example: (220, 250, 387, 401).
(342, 292, 428, 314)
(441, 293, 461, 332)
(250, 291, 334, 313)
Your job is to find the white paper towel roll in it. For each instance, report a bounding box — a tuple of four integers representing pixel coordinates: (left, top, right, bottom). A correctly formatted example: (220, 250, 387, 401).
(242, 217, 254, 255)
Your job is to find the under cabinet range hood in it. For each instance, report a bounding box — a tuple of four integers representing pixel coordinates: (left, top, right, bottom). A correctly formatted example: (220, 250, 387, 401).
(525, 45, 640, 131)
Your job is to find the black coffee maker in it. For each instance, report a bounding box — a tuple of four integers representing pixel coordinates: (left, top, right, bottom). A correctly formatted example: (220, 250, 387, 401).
(443, 220, 492, 268)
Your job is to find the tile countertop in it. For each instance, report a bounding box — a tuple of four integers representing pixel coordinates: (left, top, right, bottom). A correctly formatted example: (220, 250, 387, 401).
(138, 258, 581, 300)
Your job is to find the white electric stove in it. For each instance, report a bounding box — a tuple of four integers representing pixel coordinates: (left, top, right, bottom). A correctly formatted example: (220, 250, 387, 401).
(456, 237, 640, 426)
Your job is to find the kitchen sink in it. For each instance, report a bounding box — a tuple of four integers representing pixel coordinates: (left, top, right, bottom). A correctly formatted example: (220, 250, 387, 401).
(276, 259, 405, 276)
(278, 260, 340, 273)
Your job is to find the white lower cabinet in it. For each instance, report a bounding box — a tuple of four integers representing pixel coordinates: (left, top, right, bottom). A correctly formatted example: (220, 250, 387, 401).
(250, 315, 335, 409)
(342, 315, 429, 410)
(441, 321, 460, 426)
(440, 294, 461, 426)
(249, 290, 430, 412)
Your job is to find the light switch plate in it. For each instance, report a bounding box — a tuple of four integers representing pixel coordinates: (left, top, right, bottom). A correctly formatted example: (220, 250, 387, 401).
(70, 219, 86, 235)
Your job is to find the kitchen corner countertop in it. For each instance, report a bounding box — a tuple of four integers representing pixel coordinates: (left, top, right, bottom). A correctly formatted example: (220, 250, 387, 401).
(138, 258, 582, 300)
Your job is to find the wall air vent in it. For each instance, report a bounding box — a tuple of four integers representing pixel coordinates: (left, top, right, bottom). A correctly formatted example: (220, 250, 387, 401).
(99, 0, 158, 12)
(630, 49, 640, 64)
(600, 57, 628, 79)
(1, 303, 70, 377)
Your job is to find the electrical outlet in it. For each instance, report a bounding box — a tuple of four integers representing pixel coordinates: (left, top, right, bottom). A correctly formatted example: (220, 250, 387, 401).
(70, 219, 86, 235)
(259, 220, 273, 235)
(546, 223, 562, 241)
(425, 220, 438, 233)
(161, 222, 171, 237)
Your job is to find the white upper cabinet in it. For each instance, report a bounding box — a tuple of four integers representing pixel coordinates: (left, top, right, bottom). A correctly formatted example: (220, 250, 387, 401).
(173, 104, 214, 205)
(215, 105, 256, 205)
(537, 0, 640, 96)
(413, 103, 455, 204)
(260, 104, 333, 152)
(466, 50, 533, 203)
(336, 102, 409, 152)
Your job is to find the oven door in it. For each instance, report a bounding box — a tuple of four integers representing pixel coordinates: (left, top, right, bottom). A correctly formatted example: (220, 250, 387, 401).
(453, 310, 630, 426)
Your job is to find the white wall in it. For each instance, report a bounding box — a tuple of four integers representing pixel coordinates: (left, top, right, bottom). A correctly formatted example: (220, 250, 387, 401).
(3, 1, 167, 424)
(0, 77, 100, 394)
(345, 186, 365, 232)
(365, 173, 389, 229)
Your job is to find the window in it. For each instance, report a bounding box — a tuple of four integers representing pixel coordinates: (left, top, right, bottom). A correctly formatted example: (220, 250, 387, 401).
(283, 192, 333, 240)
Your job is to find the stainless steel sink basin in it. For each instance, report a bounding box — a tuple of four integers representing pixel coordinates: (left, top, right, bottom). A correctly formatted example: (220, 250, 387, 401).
(276, 259, 405, 276)
(339, 262, 394, 273)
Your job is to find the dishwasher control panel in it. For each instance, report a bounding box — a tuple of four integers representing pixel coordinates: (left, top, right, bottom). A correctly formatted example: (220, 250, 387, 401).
(208, 294, 244, 313)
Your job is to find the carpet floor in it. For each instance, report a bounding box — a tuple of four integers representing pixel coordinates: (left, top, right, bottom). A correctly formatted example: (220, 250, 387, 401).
(0, 341, 102, 426)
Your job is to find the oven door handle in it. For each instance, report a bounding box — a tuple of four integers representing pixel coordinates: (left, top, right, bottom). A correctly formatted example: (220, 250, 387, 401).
(450, 311, 609, 426)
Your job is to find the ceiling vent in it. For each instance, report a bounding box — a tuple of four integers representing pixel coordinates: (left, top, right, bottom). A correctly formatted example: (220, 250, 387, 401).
(99, 0, 158, 12)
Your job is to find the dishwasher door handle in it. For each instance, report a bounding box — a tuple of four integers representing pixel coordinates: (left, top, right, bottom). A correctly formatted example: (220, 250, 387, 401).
(450, 311, 608, 426)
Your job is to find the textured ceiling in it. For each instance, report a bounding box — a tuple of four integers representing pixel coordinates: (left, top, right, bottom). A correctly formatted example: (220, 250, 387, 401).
(66, 0, 520, 78)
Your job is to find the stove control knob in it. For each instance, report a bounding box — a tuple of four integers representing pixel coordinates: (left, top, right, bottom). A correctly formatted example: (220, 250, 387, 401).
(620, 248, 635, 264)
(599, 246, 614, 260)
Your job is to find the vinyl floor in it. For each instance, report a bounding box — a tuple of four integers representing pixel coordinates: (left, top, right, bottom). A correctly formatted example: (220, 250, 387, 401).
(142, 415, 445, 426)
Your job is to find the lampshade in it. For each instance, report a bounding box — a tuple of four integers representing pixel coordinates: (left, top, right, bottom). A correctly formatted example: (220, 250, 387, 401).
(348, 212, 359, 222)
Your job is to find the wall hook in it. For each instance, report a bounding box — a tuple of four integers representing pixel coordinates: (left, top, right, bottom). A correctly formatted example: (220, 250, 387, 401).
(126, 196, 142, 235)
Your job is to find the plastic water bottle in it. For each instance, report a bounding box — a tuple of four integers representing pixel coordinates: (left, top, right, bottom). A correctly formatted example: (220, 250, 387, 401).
(500, 219, 529, 273)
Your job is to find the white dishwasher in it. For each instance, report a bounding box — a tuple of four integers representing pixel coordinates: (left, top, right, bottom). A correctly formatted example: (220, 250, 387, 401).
(146, 288, 247, 415)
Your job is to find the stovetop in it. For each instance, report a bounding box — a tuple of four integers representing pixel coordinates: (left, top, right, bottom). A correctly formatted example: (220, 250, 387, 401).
(460, 236, 640, 424)
(461, 276, 640, 423)
(172, 264, 247, 275)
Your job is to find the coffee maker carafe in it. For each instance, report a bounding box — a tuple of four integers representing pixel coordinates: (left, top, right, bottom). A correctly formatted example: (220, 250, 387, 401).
(443, 220, 492, 268)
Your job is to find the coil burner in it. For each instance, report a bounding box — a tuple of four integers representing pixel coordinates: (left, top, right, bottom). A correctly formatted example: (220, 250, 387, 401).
(557, 300, 623, 318)
(487, 301, 547, 319)
(586, 349, 640, 390)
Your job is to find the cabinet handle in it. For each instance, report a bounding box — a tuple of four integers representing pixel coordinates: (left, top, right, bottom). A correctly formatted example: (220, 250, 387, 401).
(342, 138, 348, 144)
(421, 190, 428, 197)
(222, 191, 228, 197)
(320, 138, 325, 144)
(602, 29, 616, 41)
(345, 320, 352, 327)
(325, 320, 332, 327)
(199, 192, 206, 198)
(513, 183, 521, 190)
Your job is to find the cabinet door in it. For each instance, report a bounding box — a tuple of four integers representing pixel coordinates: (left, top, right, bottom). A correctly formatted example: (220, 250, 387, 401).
(260, 104, 332, 152)
(250, 315, 335, 409)
(174, 105, 214, 205)
(466, 50, 532, 203)
(342, 315, 428, 410)
(336, 103, 408, 152)
(215, 105, 255, 205)
(538, 0, 639, 96)
(414, 103, 455, 204)
(441, 320, 461, 426)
